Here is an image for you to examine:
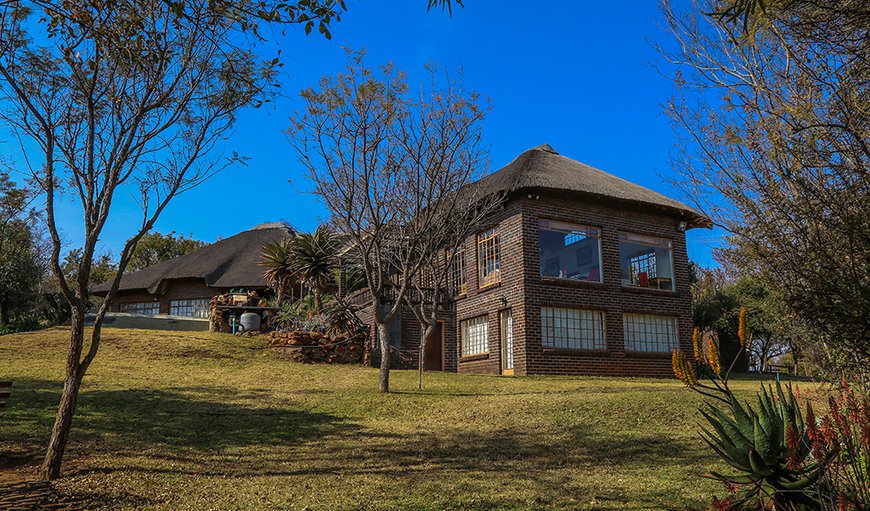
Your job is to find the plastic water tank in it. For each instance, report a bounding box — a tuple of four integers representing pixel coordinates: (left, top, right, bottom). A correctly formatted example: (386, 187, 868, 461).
(239, 312, 261, 332)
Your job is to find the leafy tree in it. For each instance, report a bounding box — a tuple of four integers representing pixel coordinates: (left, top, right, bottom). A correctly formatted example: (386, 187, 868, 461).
(259, 238, 297, 307)
(0, 222, 41, 325)
(291, 226, 337, 314)
(289, 50, 489, 393)
(0, 0, 348, 479)
(128, 231, 207, 272)
(0, 171, 42, 326)
(660, 0, 870, 379)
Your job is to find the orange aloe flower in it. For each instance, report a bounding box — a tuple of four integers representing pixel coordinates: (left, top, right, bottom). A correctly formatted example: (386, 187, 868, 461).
(737, 306, 749, 348)
(707, 338, 722, 376)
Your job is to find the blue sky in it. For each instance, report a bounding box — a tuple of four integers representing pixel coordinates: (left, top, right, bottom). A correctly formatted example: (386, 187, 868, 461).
(3, 0, 723, 267)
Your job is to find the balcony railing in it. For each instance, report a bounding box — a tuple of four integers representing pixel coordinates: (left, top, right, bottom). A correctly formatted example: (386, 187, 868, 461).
(347, 286, 453, 309)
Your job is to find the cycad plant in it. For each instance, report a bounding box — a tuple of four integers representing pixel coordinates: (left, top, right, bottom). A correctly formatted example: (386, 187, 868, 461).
(259, 238, 296, 306)
(291, 225, 337, 314)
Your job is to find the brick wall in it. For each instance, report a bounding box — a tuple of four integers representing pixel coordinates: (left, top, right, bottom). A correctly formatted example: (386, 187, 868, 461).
(355, 189, 697, 378)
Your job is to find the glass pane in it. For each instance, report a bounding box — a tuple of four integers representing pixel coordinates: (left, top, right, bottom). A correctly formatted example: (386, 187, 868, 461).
(539, 221, 601, 282)
(618, 233, 674, 290)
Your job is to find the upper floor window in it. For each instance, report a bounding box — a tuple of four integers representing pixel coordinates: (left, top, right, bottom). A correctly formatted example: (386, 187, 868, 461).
(477, 228, 500, 287)
(122, 302, 160, 315)
(623, 313, 679, 352)
(541, 307, 606, 350)
(539, 220, 602, 282)
(170, 298, 210, 318)
(448, 247, 467, 297)
(619, 232, 674, 290)
(461, 315, 489, 356)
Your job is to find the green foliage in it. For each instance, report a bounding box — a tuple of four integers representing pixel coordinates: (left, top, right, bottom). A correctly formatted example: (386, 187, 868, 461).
(259, 238, 296, 306)
(0, 172, 42, 326)
(700, 380, 830, 509)
(290, 226, 337, 313)
(128, 231, 207, 272)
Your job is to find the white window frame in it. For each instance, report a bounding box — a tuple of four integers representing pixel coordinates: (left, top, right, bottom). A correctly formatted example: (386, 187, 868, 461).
(461, 315, 489, 357)
(541, 307, 606, 350)
(169, 298, 211, 318)
(538, 220, 603, 283)
(623, 313, 679, 353)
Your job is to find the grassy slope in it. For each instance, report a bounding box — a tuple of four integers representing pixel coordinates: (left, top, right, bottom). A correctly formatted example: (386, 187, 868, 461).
(0, 327, 772, 510)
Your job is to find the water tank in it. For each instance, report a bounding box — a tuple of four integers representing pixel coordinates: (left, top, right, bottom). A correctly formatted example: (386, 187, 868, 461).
(239, 312, 261, 332)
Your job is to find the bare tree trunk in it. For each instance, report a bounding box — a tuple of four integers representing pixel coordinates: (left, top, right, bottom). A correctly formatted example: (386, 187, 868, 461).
(314, 288, 322, 314)
(40, 307, 86, 480)
(418, 324, 434, 390)
(377, 322, 390, 393)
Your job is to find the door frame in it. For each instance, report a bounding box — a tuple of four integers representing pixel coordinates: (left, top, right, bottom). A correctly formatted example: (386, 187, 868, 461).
(499, 309, 514, 375)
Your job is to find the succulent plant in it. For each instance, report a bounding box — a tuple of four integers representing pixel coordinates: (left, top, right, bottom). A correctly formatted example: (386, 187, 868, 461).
(699, 379, 836, 509)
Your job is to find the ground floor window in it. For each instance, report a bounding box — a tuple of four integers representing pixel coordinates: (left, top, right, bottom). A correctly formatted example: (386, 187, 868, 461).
(461, 315, 489, 356)
(541, 307, 606, 350)
(623, 313, 679, 352)
(121, 302, 160, 315)
(169, 298, 211, 318)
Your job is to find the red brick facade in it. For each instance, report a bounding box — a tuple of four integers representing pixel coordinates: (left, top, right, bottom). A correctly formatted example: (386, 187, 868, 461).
(357, 189, 696, 378)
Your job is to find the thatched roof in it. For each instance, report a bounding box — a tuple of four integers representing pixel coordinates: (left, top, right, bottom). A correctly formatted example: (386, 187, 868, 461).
(92, 222, 295, 296)
(477, 144, 711, 228)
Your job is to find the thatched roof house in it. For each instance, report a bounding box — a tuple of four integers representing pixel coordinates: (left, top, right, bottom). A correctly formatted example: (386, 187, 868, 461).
(474, 144, 711, 228)
(93, 222, 294, 317)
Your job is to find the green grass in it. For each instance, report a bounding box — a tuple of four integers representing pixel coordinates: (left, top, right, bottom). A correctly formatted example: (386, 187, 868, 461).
(0, 327, 783, 510)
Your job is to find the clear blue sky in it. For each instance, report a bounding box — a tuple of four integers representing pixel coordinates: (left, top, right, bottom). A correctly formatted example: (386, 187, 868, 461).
(5, 0, 723, 267)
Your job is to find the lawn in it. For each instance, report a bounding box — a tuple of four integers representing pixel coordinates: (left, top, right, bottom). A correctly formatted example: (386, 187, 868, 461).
(0, 327, 786, 510)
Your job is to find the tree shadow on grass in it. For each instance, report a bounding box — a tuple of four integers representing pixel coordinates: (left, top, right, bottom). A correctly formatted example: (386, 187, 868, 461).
(0, 378, 354, 469)
(1, 379, 712, 509)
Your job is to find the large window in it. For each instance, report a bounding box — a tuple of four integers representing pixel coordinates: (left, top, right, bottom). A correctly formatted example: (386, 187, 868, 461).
(461, 315, 489, 356)
(477, 228, 500, 287)
(541, 307, 606, 350)
(619, 232, 674, 290)
(448, 247, 467, 297)
(121, 302, 160, 315)
(169, 298, 211, 318)
(539, 220, 602, 282)
(623, 313, 679, 353)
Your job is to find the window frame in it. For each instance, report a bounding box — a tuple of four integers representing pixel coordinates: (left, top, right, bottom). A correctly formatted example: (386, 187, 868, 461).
(623, 313, 679, 353)
(541, 306, 607, 350)
(121, 302, 160, 315)
(460, 315, 489, 357)
(618, 231, 675, 291)
(477, 228, 501, 288)
(538, 220, 603, 283)
(169, 298, 211, 318)
(448, 246, 468, 297)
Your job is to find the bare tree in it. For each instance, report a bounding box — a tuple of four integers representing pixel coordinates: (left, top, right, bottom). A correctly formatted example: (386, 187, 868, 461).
(289, 50, 489, 393)
(0, 0, 344, 479)
(659, 0, 870, 379)
(404, 189, 501, 390)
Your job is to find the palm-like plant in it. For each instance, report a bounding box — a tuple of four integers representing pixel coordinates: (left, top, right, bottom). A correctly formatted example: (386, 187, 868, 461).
(259, 238, 296, 306)
(291, 226, 337, 313)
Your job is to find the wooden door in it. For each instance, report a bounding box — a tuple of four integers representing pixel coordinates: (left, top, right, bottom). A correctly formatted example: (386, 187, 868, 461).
(500, 310, 514, 375)
(424, 321, 444, 371)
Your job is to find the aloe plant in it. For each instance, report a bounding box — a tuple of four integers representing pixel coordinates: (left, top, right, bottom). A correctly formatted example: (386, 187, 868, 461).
(699, 379, 835, 509)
